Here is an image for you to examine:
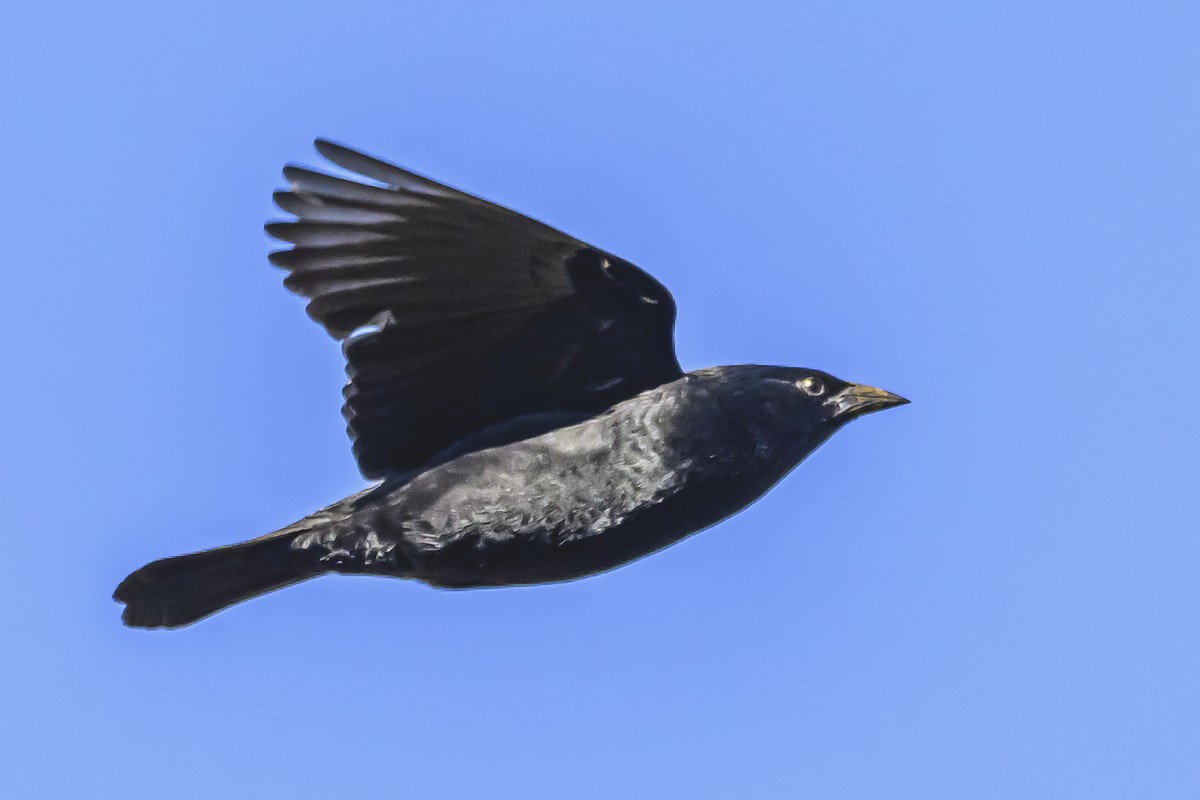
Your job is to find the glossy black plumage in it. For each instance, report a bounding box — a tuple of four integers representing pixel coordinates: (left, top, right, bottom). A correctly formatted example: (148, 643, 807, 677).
(269, 139, 681, 477)
(113, 142, 907, 629)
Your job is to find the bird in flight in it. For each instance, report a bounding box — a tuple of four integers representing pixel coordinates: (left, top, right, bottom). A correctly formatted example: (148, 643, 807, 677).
(114, 140, 908, 629)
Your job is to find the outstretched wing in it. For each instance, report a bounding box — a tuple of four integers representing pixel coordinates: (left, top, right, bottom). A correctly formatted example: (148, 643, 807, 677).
(267, 140, 682, 478)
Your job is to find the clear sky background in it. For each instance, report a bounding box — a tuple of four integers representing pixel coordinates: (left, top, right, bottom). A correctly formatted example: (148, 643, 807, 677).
(2, 2, 1198, 797)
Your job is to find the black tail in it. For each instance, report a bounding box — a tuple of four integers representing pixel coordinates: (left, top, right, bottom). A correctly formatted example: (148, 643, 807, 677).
(114, 534, 324, 629)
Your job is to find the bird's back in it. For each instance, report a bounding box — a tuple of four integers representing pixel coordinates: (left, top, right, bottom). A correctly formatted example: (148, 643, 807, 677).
(361, 374, 757, 586)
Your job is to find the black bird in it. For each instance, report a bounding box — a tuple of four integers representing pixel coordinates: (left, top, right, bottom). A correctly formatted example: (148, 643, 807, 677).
(114, 140, 908, 629)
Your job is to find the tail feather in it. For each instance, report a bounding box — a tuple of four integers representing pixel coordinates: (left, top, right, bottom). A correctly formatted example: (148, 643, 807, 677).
(114, 534, 324, 629)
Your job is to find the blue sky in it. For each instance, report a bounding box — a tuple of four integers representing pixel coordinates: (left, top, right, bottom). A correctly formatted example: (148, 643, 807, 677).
(3, 1, 1198, 797)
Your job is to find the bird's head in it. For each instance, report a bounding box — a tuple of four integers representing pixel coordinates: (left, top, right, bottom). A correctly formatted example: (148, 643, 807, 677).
(696, 364, 908, 466)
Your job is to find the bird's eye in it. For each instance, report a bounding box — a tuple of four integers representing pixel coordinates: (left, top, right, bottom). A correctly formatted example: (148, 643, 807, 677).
(797, 377, 825, 396)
